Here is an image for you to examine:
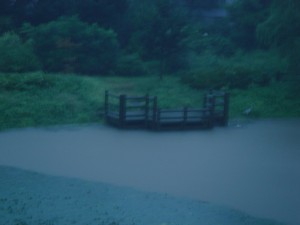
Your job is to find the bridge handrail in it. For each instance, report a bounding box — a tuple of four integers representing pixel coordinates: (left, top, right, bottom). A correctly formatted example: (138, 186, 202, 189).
(125, 96, 147, 100)
(158, 108, 185, 113)
(104, 90, 229, 129)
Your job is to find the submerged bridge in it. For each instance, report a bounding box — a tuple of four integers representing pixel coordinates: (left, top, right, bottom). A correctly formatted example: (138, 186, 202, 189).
(104, 90, 229, 130)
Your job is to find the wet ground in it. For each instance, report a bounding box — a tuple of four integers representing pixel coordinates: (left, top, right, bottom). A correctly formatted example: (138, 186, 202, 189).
(0, 119, 299, 225)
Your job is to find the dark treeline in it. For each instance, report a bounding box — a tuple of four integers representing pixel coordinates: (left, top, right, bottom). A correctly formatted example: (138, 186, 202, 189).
(0, 0, 299, 90)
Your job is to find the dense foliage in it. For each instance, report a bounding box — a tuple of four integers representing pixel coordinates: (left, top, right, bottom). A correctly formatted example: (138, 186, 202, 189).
(0, 0, 299, 86)
(256, 0, 300, 80)
(24, 16, 119, 74)
(0, 32, 40, 72)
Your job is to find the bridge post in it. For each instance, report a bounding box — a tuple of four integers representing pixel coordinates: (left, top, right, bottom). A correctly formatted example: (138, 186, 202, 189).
(207, 93, 215, 127)
(183, 107, 188, 129)
(152, 96, 158, 129)
(145, 94, 149, 127)
(222, 92, 230, 126)
(119, 94, 126, 128)
(156, 109, 161, 130)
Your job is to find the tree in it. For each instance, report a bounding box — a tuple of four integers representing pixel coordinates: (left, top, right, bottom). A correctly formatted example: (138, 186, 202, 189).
(185, 0, 223, 9)
(28, 16, 119, 75)
(227, 0, 271, 49)
(27, 0, 77, 25)
(257, 0, 300, 78)
(0, 0, 10, 15)
(135, 0, 189, 78)
(76, 0, 128, 27)
(0, 32, 40, 72)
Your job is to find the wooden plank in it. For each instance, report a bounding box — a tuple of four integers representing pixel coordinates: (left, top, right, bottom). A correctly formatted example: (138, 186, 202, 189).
(126, 96, 147, 100)
(125, 111, 145, 117)
(126, 102, 146, 108)
(159, 108, 186, 113)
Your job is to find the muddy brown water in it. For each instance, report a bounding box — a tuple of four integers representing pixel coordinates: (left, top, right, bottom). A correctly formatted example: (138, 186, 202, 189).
(0, 119, 299, 225)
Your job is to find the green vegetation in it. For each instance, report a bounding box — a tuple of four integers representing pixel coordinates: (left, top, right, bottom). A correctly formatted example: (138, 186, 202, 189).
(0, 32, 40, 72)
(0, 72, 299, 130)
(182, 50, 287, 89)
(0, 0, 299, 130)
(24, 16, 119, 74)
(0, 72, 101, 129)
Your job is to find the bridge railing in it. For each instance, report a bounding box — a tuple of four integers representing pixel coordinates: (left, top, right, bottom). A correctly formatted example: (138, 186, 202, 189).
(105, 91, 121, 117)
(105, 91, 158, 128)
(203, 90, 229, 126)
(155, 107, 213, 129)
(104, 90, 229, 129)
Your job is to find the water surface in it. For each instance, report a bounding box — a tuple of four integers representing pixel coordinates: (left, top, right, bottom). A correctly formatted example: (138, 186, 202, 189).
(0, 119, 299, 225)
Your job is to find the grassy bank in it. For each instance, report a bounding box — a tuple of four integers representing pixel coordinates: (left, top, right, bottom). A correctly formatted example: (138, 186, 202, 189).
(0, 72, 299, 130)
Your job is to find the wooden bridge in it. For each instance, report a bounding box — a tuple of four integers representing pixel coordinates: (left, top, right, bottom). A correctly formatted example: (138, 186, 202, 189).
(104, 90, 229, 130)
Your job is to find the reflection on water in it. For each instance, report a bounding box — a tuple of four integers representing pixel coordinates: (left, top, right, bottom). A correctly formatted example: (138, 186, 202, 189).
(0, 119, 299, 225)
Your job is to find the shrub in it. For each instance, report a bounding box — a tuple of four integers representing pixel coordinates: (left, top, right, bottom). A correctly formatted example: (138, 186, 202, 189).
(193, 35, 236, 57)
(0, 71, 55, 91)
(29, 16, 119, 75)
(116, 53, 149, 76)
(231, 51, 288, 86)
(0, 32, 40, 72)
(183, 50, 287, 89)
(182, 67, 225, 90)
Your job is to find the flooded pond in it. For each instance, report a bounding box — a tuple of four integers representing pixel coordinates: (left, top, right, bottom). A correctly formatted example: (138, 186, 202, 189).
(0, 119, 299, 225)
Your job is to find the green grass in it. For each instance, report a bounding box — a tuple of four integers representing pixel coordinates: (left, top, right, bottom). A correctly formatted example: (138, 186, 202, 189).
(0, 72, 299, 130)
(230, 83, 300, 118)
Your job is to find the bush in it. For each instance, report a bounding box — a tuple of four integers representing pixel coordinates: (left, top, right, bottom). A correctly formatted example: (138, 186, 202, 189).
(0, 32, 40, 72)
(183, 51, 287, 89)
(231, 51, 288, 86)
(192, 35, 236, 57)
(0, 71, 54, 91)
(28, 16, 120, 75)
(116, 53, 149, 76)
